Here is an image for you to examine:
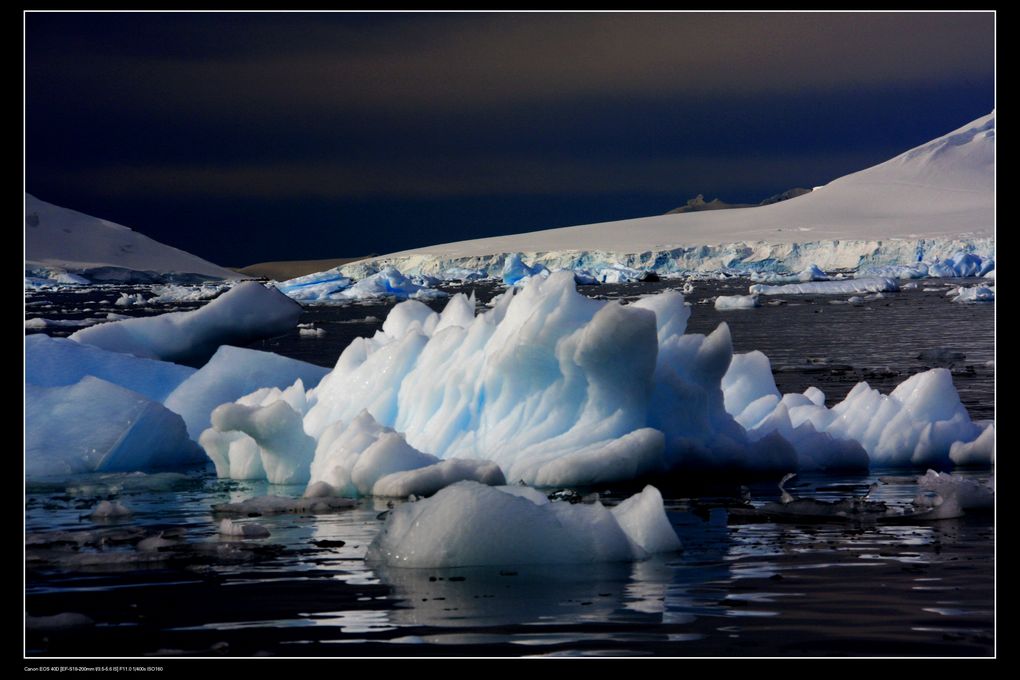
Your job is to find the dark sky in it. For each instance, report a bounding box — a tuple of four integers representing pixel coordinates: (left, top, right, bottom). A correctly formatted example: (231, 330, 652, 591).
(25, 11, 995, 266)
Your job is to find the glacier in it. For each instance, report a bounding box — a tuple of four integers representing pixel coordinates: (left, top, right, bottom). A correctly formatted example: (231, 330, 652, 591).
(318, 113, 993, 285)
(202, 271, 992, 492)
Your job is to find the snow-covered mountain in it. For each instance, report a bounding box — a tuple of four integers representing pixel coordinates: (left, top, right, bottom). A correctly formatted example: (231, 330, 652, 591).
(341, 112, 994, 278)
(25, 194, 240, 282)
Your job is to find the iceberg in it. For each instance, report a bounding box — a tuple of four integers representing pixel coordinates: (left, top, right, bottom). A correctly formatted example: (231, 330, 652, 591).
(26, 334, 195, 402)
(70, 281, 302, 364)
(951, 285, 995, 303)
(326, 266, 447, 302)
(26, 377, 205, 478)
(916, 469, 993, 510)
(366, 481, 679, 568)
(721, 351, 992, 469)
(204, 269, 990, 489)
(715, 294, 760, 310)
(274, 269, 353, 302)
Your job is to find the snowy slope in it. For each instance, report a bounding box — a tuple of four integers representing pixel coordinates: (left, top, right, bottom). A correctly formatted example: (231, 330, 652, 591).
(25, 194, 239, 281)
(342, 112, 994, 277)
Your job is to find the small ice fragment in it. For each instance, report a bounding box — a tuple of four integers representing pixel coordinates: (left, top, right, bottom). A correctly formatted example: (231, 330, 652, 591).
(218, 518, 271, 538)
(89, 500, 132, 520)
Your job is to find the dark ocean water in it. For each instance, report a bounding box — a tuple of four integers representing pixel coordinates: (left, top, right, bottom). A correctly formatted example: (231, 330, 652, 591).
(24, 278, 995, 657)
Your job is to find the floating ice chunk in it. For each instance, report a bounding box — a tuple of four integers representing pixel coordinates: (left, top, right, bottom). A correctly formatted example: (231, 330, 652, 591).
(299, 327, 326, 337)
(147, 283, 229, 304)
(750, 265, 828, 284)
(164, 345, 328, 439)
(856, 263, 929, 279)
(917, 469, 993, 510)
(211, 495, 356, 515)
(749, 278, 899, 295)
(137, 532, 179, 551)
(371, 458, 506, 497)
(89, 500, 133, 519)
(720, 352, 988, 470)
(826, 369, 986, 467)
(25, 334, 195, 402)
(334, 266, 447, 302)
(275, 269, 353, 301)
(26, 377, 205, 478)
(218, 518, 270, 539)
(798, 264, 829, 281)
(714, 294, 760, 310)
(912, 491, 964, 520)
(951, 285, 994, 303)
(610, 485, 682, 553)
(114, 292, 146, 306)
(366, 481, 677, 568)
(927, 253, 986, 278)
(70, 281, 302, 364)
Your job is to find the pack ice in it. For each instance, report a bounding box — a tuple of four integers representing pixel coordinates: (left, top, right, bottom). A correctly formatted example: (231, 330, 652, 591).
(203, 270, 992, 493)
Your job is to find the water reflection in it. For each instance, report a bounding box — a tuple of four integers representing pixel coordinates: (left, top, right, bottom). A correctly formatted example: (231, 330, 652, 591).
(25, 469, 994, 655)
